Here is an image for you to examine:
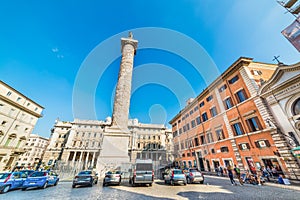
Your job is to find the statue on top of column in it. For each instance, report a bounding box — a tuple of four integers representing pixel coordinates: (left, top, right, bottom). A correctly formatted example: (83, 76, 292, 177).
(128, 31, 133, 39)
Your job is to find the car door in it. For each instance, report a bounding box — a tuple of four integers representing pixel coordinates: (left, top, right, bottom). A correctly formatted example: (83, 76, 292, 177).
(11, 172, 23, 189)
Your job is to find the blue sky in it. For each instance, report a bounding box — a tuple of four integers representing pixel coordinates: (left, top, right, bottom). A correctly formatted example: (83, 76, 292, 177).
(0, 0, 299, 138)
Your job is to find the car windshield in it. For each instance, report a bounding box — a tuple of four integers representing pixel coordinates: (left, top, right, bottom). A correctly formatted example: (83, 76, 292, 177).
(190, 169, 199, 172)
(173, 170, 183, 174)
(0, 173, 10, 179)
(78, 171, 92, 175)
(30, 172, 46, 177)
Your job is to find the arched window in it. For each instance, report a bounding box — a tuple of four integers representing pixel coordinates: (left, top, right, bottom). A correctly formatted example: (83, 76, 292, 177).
(292, 98, 300, 115)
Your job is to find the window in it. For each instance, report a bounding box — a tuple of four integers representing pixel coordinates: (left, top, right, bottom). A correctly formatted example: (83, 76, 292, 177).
(17, 97, 22, 102)
(206, 95, 213, 102)
(194, 106, 199, 112)
(219, 84, 227, 92)
(255, 140, 271, 148)
(228, 75, 239, 84)
(14, 125, 19, 130)
(206, 132, 214, 143)
(1, 121, 7, 126)
(190, 110, 194, 115)
(199, 101, 205, 107)
(202, 112, 208, 122)
(239, 143, 250, 150)
(246, 117, 262, 132)
(186, 123, 190, 130)
(232, 122, 244, 136)
(210, 107, 218, 117)
(211, 148, 215, 154)
(196, 116, 201, 125)
(220, 146, 229, 153)
(179, 128, 182, 134)
(292, 98, 300, 115)
(236, 89, 248, 103)
(34, 107, 38, 111)
(6, 91, 12, 96)
(194, 137, 199, 146)
(200, 135, 206, 145)
(5, 138, 12, 146)
(216, 129, 225, 140)
(94, 133, 97, 137)
(224, 97, 233, 109)
(27, 102, 30, 106)
(191, 120, 196, 128)
(182, 153, 185, 157)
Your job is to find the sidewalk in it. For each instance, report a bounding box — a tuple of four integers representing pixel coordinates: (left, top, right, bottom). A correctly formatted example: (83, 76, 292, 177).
(202, 171, 300, 189)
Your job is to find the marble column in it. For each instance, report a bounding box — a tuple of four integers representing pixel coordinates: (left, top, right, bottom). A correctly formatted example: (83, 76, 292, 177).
(111, 32, 138, 131)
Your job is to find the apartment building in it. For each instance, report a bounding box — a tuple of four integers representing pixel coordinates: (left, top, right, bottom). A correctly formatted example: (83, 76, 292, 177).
(18, 134, 48, 169)
(170, 57, 297, 179)
(0, 81, 44, 171)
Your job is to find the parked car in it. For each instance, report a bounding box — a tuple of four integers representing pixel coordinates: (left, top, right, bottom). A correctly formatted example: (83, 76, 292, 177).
(184, 168, 204, 184)
(72, 170, 98, 188)
(164, 169, 186, 186)
(129, 159, 154, 187)
(0, 172, 27, 193)
(103, 171, 122, 186)
(22, 171, 59, 190)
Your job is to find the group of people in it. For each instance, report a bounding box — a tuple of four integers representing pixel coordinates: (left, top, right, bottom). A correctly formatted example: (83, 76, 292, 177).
(216, 164, 283, 186)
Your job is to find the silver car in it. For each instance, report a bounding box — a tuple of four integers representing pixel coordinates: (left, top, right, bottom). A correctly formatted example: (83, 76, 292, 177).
(164, 169, 187, 186)
(103, 171, 122, 186)
(184, 168, 204, 184)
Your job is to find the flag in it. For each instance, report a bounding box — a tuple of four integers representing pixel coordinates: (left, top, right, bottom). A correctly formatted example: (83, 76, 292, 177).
(282, 17, 300, 52)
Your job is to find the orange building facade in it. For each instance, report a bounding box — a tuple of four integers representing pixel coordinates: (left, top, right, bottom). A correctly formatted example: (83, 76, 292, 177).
(170, 57, 294, 177)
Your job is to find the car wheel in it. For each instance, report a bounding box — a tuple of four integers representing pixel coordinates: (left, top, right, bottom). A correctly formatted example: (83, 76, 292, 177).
(72, 184, 76, 188)
(22, 188, 27, 191)
(149, 183, 152, 187)
(164, 180, 167, 184)
(89, 182, 93, 187)
(170, 179, 174, 186)
(95, 180, 98, 185)
(200, 180, 204, 184)
(42, 182, 48, 189)
(54, 181, 58, 186)
(184, 181, 187, 186)
(2, 185, 11, 193)
(187, 177, 191, 184)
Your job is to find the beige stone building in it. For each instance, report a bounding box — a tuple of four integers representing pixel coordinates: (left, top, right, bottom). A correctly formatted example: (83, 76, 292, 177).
(259, 62, 300, 178)
(43, 117, 174, 175)
(18, 134, 48, 169)
(42, 120, 72, 167)
(0, 81, 44, 171)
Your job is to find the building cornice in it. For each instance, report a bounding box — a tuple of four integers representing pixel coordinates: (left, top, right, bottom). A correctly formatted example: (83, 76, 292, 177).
(0, 94, 43, 118)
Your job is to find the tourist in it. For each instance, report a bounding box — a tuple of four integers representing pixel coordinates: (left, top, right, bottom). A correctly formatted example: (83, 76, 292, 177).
(227, 165, 237, 186)
(234, 164, 243, 185)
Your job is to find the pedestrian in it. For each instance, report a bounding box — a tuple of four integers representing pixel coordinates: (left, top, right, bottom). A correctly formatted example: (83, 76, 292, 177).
(261, 166, 270, 182)
(219, 166, 223, 177)
(234, 164, 243, 185)
(272, 166, 278, 177)
(227, 165, 237, 185)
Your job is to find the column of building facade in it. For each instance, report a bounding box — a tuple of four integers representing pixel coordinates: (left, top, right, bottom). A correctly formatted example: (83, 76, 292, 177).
(91, 152, 96, 169)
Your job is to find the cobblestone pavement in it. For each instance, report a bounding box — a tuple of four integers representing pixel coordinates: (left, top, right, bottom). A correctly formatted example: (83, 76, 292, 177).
(2, 176, 300, 200)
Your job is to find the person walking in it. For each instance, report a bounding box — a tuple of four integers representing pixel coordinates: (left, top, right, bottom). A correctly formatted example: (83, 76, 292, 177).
(227, 165, 237, 186)
(234, 164, 243, 185)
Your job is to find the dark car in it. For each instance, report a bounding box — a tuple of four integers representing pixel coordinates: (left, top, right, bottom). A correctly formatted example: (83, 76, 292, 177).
(103, 171, 122, 186)
(72, 170, 98, 188)
(184, 168, 204, 184)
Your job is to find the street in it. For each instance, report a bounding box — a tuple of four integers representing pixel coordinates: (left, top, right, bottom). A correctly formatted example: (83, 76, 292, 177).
(2, 176, 300, 200)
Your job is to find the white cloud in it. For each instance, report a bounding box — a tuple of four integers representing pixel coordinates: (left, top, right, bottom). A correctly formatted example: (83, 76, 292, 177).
(52, 47, 59, 53)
